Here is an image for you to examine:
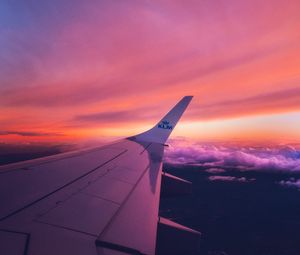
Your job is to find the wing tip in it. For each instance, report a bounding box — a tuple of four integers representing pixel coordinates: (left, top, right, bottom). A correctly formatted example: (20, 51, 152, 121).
(132, 96, 193, 144)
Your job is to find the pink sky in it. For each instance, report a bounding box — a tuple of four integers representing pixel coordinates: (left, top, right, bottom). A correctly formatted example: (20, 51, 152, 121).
(1, 0, 300, 143)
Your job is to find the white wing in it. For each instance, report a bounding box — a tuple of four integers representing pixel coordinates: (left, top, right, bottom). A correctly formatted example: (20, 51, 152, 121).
(0, 96, 195, 255)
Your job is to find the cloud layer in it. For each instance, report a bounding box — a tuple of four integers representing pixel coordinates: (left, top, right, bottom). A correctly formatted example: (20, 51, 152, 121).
(164, 140, 300, 172)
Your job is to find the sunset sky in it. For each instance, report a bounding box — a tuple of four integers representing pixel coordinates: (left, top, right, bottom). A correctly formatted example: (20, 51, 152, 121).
(1, 0, 300, 143)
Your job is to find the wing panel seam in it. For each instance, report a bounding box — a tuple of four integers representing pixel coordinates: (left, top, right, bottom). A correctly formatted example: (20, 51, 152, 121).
(0, 229, 31, 255)
(98, 162, 150, 239)
(0, 149, 127, 222)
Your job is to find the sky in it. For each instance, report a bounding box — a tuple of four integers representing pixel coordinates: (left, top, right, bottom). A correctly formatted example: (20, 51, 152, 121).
(1, 0, 300, 144)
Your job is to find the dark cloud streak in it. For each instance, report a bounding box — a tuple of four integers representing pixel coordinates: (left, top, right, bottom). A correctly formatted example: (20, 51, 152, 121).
(0, 130, 63, 137)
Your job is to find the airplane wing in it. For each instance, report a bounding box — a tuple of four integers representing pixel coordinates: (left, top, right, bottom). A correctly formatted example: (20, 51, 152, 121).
(0, 96, 197, 255)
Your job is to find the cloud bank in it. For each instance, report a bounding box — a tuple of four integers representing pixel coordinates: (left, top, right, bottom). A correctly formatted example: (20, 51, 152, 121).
(164, 140, 300, 172)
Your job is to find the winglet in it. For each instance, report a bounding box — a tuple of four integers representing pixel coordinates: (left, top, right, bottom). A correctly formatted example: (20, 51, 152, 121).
(132, 96, 193, 144)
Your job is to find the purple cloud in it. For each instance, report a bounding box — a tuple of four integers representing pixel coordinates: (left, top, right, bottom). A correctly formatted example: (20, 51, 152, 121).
(164, 139, 300, 172)
(279, 178, 300, 190)
(205, 168, 226, 174)
(208, 176, 252, 182)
